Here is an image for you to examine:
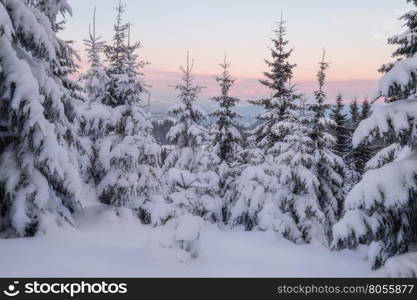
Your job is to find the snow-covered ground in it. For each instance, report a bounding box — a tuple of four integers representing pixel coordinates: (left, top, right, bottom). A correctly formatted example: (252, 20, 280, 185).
(0, 206, 375, 278)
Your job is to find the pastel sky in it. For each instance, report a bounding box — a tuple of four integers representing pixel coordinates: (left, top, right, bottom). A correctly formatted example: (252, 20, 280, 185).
(61, 0, 412, 111)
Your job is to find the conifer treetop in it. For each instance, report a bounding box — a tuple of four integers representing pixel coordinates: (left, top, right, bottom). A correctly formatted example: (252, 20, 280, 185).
(258, 13, 296, 103)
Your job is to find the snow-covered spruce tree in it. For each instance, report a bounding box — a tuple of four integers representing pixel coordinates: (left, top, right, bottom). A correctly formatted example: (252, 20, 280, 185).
(344, 99, 361, 189)
(272, 97, 327, 244)
(0, 0, 83, 236)
(79, 8, 108, 106)
(229, 16, 299, 230)
(332, 69, 417, 270)
(251, 15, 297, 153)
(210, 54, 242, 166)
(164, 52, 221, 222)
(362, 0, 417, 180)
(77, 8, 110, 182)
(352, 99, 374, 174)
(309, 52, 345, 240)
(330, 94, 350, 158)
(90, 2, 165, 224)
(378, 0, 417, 102)
(209, 54, 243, 222)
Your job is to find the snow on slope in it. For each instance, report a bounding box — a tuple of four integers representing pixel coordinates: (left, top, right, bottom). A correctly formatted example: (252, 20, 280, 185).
(0, 205, 373, 277)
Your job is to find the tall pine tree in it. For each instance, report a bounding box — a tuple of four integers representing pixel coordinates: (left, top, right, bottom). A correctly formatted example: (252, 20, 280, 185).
(210, 54, 242, 166)
(210, 54, 243, 222)
(309, 51, 345, 241)
(0, 0, 83, 236)
(378, 0, 417, 102)
(330, 94, 349, 158)
(333, 0, 417, 271)
(164, 52, 221, 222)
(87, 2, 164, 225)
(229, 15, 299, 230)
(251, 14, 298, 153)
(344, 98, 361, 189)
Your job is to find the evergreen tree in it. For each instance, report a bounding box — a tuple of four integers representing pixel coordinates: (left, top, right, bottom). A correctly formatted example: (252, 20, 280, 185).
(309, 52, 345, 239)
(273, 98, 327, 244)
(360, 98, 371, 120)
(251, 15, 298, 153)
(210, 54, 243, 222)
(330, 94, 350, 158)
(80, 8, 108, 105)
(210, 54, 242, 165)
(77, 8, 109, 182)
(164, 53, 221, 222)
(165, 52, 206, 150)
(0, 0, 83, 236)
(103, 1, 145, 108)
(333, 0, 417, 270)
(346, 99, 374, 176)
(344, 99, 361, 189)
(87, 2, 164, 225)
(352, 99, 374, 174)
(378, 0, 417, 102)
(229, 15, 299, 230)
(350, 98, 360, 125)
(367, 0, 417, 176)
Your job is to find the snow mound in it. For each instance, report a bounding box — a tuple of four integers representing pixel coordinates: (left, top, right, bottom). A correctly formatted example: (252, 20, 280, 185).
(377, 252, 417, 278)
(156, 215, 204, 263)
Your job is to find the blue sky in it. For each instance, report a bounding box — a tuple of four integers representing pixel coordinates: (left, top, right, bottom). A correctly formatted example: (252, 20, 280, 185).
(61, 0, 412, 109)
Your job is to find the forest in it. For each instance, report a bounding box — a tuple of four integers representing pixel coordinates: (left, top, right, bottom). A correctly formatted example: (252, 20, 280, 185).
(1, 0, 417, 277)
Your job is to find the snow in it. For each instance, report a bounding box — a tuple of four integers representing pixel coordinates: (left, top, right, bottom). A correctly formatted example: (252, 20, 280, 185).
(378, 252, 417, 278)
(377, 52, 417, 97)
(346, 152, 417, 210)
(0, 205, 373, 278)
(353, 98, 417, 147)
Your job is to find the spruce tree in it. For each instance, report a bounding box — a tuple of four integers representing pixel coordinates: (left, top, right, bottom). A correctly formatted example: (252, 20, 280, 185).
(80, 8, 108, 105)
(210, 54, 242, 165)
(333, 0, 417, 270)
(210, 54, 243, 222)
(165, 52, 221, 222)
(0, 0, 83, 236)
(229, 15, 299, 230)
(349, 98, 360, 125)
(77, 8, 109, 182)
(378, 0, 417, 102)
(251, 15, 297, 152)
(310, 52, 345, 239)
(353, 99, 374, 174)
(344, 99, 361, 188)
(330, 94, 350, 158)
(273, 97, 327, 244)
(88, 2, 164, 225)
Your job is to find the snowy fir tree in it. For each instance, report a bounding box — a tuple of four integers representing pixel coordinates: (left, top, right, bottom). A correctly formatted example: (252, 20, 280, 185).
(229, 16, 299, 230)
(378, 0, 417, 102)
(333, 25, 417, 271)
(209, 54, 243, 221)
(349, 98, 360, 125)
(309, 52, 345, 240)
(251, 14, 297, 153)
(0, 0, 83, 236)
(85, 2, 165, 224)
(344, 99, 361, 189)
(362, 0, 417, 178)
(210, 54, 242, 166)
(272, 97, 327, 244)
(77, 8, 109, 181)
(79, 8, 108, 106)
(165, 52, 221, 222)
(330, 94, 350, 158)
(352, 99, 374, 174)
(4, 0, 417, 278)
